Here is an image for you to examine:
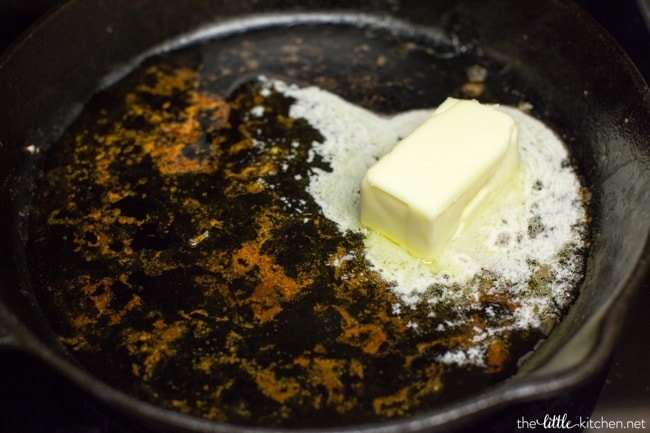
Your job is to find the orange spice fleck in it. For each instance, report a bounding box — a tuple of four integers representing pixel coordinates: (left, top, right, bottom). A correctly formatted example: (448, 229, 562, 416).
(333, 305, 387, 355)
(486, 337, 509, 372)
(125, 319, 187, 381)
(253, 367, 302, 403)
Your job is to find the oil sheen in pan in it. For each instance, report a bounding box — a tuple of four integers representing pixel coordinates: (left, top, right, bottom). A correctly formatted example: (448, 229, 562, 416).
(26, 21, 589, 428)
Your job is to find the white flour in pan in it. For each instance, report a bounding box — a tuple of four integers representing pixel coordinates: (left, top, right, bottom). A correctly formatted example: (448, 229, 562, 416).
(266, 79, 587, 365)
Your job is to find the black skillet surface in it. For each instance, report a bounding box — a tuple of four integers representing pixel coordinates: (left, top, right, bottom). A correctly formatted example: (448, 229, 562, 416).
(0, 0, 644, 431)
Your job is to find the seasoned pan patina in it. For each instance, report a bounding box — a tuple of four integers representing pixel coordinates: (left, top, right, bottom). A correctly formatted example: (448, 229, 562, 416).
(26, 23, 586, 427)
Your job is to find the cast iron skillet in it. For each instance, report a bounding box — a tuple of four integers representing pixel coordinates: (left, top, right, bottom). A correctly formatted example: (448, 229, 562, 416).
(0, 0, 649, 431)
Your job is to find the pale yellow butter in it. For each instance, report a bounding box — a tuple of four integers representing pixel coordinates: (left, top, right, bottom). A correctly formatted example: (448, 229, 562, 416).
(360, 97, 519, 260)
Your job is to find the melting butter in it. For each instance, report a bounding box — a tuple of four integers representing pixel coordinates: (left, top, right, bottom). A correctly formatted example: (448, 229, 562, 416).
(360, 97, 519, 260)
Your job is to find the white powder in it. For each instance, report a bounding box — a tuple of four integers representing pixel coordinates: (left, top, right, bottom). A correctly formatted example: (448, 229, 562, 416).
(436, 346, 487, 368)
(268, 79, 587, 367)
(250, 105, 265, 117)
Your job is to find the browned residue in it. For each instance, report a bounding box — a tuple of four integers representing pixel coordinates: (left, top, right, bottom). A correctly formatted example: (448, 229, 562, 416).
(486, 337, 509, 373)
(372, 363, 443, 418)
(333, 305, 387, 355)
(233, 238, 305, 323)
(126, 319, 187, 381)
(30, 60, 547, 427)
(229, 208, 315, 323)
(249, 363, 303, 404)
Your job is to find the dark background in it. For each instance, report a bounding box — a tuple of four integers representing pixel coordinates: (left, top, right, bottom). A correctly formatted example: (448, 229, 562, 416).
(0, 1, 648, 432)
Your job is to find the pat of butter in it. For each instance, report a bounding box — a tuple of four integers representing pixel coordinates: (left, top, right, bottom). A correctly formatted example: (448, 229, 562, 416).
(360, 97, 519, 260)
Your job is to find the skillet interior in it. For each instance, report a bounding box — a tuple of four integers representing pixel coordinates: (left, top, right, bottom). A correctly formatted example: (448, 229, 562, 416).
(0, 0, 649, 431)
(22, 19, 583, 428)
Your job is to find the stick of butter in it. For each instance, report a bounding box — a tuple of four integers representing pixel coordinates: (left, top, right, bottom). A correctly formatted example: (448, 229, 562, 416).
(360, 97, 519, 260)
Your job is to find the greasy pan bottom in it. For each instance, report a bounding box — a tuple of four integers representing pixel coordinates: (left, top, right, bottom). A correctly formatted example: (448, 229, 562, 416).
(25, 21, 576, 428)
(1, 1, 648, 432)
